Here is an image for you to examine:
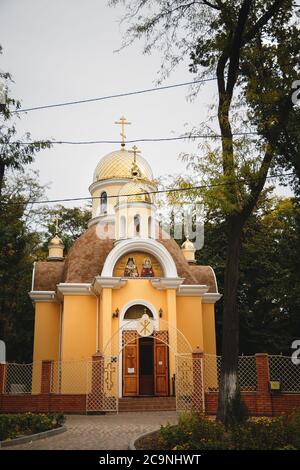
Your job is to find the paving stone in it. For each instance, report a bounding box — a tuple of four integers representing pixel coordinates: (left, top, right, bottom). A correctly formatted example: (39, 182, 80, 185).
(1, 412, 178, 450)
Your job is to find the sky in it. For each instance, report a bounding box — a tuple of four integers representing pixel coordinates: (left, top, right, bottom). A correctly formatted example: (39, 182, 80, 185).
(0, 0, 292, 207)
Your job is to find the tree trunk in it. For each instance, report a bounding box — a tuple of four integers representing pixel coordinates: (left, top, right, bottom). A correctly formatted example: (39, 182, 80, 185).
(217, 214, 244, 422)
(0, 159, 5, 198)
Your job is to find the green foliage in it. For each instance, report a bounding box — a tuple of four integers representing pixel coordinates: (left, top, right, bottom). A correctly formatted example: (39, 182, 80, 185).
(0, 412, 65, 441)
(158, 413, 229, 451)
(0, 171, 47, 362)
(158, 411, 300, 450)
(197, 195, 300, 355)
(41, 205, 92, 254)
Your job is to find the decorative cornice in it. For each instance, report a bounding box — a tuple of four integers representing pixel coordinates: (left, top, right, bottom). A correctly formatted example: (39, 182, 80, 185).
(29, 291, 57, 303)
(177, 285, 209, 297)
(150, 278, 184, 290)
(202, 293, 222, 304)
(92, 276, 127, 294)
(57, 283, 93, 297)
(88, 215, 116, 228)
(89, 178, 131, 194)
(47, 243, 64, 249)
(115, 201, 155, 211)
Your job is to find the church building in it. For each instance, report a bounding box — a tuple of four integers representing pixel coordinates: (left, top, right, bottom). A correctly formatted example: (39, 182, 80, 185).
(29, 117, 221, 402)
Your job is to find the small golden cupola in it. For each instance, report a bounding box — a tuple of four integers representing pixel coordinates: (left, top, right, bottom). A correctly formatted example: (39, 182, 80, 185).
(181, 237, 196, 264)
(115, 145, 156, 240)
(47, 216, 64, 261)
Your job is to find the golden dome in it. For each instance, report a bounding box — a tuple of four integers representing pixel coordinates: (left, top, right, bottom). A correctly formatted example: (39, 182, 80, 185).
(118, 179, 153, 203)
(93, 148, 153, 182)
(49, 234, 64, 246)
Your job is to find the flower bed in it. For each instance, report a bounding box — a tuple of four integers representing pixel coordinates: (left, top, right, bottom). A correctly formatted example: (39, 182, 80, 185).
(136, 412, 300, 450)
(0, 412, 65, 442)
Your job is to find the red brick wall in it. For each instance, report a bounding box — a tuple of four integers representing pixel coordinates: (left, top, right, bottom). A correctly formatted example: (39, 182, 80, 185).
(0, 394, 86, 414)
(1, 357, 300, 415)
(205, 391, 300, 416)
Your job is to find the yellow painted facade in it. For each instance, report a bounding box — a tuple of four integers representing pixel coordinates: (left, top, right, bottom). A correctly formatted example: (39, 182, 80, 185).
(31, 135, 220, 397)
(60, 296, 98, 361)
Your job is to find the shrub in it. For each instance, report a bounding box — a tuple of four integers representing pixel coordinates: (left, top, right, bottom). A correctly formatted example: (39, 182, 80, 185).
(159, 413, 231, 450)
(158, 411, 300, 450)
(0, 412, 65, 441)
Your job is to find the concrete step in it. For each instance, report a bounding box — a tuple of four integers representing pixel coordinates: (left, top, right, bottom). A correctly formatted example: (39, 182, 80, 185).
(118, 397, 176, 412)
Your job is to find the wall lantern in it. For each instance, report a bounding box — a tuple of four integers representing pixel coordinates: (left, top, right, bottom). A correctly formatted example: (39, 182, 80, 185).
(112, 308, 119, 319)
(159, 308, 163, 318)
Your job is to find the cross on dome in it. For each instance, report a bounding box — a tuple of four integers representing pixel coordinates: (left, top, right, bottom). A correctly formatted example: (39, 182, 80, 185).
(114, 116, 131, 148)
(129, 145, 142, 178)
(54, 214, 59, 235)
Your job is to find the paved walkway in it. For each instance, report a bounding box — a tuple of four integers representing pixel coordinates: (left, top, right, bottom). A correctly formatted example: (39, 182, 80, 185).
(2, 412, 178, 450)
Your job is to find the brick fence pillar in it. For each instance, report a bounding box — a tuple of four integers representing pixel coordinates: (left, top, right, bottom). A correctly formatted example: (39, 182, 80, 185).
(255, 353, 273, 416)
(41, 360, 53, 394)
(192, 348, 204, 413)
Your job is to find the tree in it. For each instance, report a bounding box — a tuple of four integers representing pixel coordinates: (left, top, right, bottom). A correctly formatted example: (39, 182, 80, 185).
(40, 205, 92, 256)
(198, 194, 300, 355)
(0, 171, 46, 362)
(110, 0, 299, 422)
(0, 171, 92, 360)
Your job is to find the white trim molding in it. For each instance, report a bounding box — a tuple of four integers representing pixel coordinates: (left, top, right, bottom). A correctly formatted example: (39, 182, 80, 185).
(29, 291, 57, 303)
(57, 283, 93, 297)
(92, 276, 127, 294)
(88, 215, 116, 228)
(89, 178, 131, 195)
(150, 278, 184, 290)
(31, 262, 36, 291)
(120, 299, 159, 323)
(177, 285, 209, 297)
(101, 238, 178, 278)
(202, 293, 222, 304)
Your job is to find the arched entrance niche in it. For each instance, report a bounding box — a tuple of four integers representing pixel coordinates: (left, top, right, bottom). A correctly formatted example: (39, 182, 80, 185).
(103, 301, 192, 398)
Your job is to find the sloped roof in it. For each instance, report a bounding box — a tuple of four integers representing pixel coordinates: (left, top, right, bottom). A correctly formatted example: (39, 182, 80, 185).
(33, 224, 217, 293)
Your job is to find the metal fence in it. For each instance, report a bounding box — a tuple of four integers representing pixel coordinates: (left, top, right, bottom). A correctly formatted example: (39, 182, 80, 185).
(204, 355, 257, 392)
(3, 362, 42, 394)
(1, 354, 300, 399)
(269, 355, 300, 393)
(175, 355, 204, 412)
(51, 359, 89, 394)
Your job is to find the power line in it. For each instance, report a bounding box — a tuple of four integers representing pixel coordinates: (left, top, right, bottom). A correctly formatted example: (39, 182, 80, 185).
(2, 172, 294, 206)
(13, 77, 217, 114)
(12, 127, 300, 145)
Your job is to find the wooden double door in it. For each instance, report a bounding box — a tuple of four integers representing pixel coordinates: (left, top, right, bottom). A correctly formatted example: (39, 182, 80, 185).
(123, 332, 169, 397)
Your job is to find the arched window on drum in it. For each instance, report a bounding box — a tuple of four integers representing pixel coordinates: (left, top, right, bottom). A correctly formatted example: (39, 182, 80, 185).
(134, 214, 141, 237)
(100, 191, 108, 214)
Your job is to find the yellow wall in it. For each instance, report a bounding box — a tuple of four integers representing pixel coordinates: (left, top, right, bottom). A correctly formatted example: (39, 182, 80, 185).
(176, 297, 204, 351)
(32, 286, 217, 394)
(33, 302, 60, 362)
(61, 296, 97, 360)
(113, 279, 167, 323)
(32, 302, 60, 393)
(202, 303, 217, 355)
